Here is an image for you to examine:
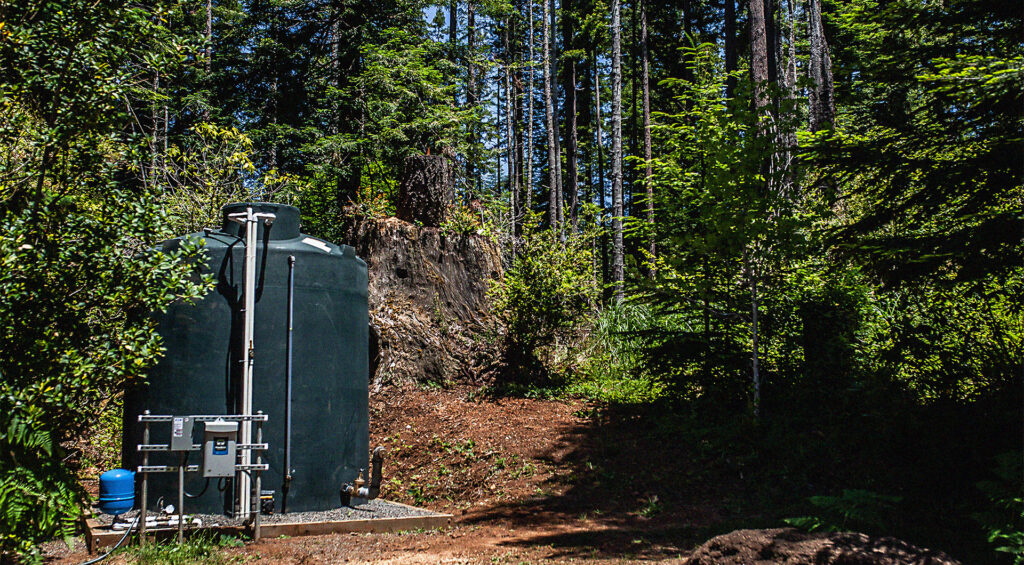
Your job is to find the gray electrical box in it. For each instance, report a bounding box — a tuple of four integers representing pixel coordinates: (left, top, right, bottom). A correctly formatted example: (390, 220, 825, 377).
(170, 416, 194, 451)
(202, 420, 238, 478)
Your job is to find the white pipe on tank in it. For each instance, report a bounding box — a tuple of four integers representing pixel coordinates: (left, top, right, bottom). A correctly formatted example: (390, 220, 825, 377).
(240, 206, 256, 516)
(228, 205, 275, 519)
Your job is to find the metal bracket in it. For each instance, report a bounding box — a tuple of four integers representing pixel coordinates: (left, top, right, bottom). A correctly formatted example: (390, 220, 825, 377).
(138, 414, 268, 423)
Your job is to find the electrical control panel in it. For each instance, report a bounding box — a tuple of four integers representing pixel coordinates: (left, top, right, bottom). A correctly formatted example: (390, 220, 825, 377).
(170, 416, 194, 451)
(202, 420, 238, 478)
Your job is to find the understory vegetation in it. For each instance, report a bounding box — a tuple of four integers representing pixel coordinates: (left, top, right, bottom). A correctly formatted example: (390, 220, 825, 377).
(1, 0, 1020, 562)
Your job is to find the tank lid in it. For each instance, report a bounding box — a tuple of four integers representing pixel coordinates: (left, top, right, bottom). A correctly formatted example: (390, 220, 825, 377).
(220, 202, 301, 240)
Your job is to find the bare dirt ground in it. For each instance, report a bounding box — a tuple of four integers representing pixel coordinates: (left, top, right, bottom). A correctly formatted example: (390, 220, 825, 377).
(46, 385, 963, 564)
(48, 385, 720, 564)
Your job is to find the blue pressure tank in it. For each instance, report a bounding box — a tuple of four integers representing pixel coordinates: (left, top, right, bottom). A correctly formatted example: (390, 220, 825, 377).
(98, 469, 135, 516)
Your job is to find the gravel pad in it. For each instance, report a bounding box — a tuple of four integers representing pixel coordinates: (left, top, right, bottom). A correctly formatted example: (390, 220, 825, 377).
(94, 499, 439, 531)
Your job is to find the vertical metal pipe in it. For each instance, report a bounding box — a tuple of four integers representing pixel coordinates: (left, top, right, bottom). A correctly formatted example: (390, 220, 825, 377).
(239, 206, 256, 516)
(255, 412, 263, 541)
(177, 452, 185, 544)
(283, 255, 295, 513)
(140, 411, 149, 545)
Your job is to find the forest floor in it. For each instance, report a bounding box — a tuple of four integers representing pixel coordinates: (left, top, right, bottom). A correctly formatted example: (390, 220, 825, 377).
(47, 384, 747, 564)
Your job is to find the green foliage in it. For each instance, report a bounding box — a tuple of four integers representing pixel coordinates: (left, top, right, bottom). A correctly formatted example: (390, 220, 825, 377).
(0, 197, 212, 443)
(440, 204, 483, 237)
(490, 217, 598, 384)
(120, 533, 244, 565)
(637, 495, 663, 518)
(568, 302, 666, 403)
(785, 490, 902, 535)
(0, 410, 82, 563)
(817, 0, 1023, 284)
(976, 453, 1024, 564)
(305, 28, 474, 203)
(159, 123, 303, 234)
(354, 164, 400, 219)
(642, 42, 799, 407)
(0, 0, 211, 558)
(858, 274, 1024, 402)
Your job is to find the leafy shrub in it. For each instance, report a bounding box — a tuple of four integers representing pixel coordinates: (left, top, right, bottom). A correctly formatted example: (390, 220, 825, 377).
(0, 196, 211, 560)
(158, 123, 304, 234)
(0, 0, 213, 554)
(490, 220, 597, 384)
(440, 203, 482, 237)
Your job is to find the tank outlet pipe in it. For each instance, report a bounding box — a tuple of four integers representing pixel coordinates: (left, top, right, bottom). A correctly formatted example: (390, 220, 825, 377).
(368, 446, 384, 499)
(342, 446, 386, 503)
(282, 255, 295, 513)
(226, 206, 276, 517)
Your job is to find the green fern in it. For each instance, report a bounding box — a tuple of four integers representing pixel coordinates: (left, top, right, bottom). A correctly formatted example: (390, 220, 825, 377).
(784, 489, 902, 534)
(976, 453, 1024, 564)
(0, 409, 85, 563)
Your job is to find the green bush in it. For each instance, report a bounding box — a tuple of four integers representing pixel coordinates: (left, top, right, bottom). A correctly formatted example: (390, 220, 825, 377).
(785, 489, 902, 535)
(0, 196, 211, 561)
(0, 0, 211, 556)
(490, 219, 597, 384)
(568, 301, 667, 403)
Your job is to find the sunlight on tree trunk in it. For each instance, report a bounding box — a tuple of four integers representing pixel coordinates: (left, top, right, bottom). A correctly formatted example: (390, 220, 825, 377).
(611, 0, 624, 302)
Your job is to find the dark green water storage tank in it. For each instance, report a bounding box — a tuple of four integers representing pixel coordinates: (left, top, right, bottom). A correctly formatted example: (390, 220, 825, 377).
(123, 202, 369, 514)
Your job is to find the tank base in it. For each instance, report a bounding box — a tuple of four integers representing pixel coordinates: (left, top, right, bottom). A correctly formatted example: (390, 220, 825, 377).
(83, 500, 452, 554)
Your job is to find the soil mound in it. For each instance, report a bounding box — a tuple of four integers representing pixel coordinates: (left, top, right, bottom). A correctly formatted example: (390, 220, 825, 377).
(341, 216, 503, 388)
(686, 528, 960, 565)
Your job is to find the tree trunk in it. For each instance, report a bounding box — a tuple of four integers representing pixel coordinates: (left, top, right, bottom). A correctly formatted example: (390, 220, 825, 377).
(724, 0, 737, 99)
(749, 0, 771, 111)
(268, 74, 278, 172)
(765, 0, 778, 87)
(567, 59, 579, 231)
(594, 47, 608, 300)
(542, 0, 558, 228)
(750, 260, 761, 420)
(747, 0, 770, 418)
(641, 0, 654, 276)
(550, 0, 562, 229)
(449, 1, 458, 57)
(680, 1, 693, 86)
(562, 8, 578, 230)
(467, 1, 478, 196)
(628, 0, 638, 219)
(785, 0, 797, 99)
(151, 71, 160, 177)
(777, 0, 798, 195)
(504, 18, 518, 237)
(525, 0, 535, 217)
(580, 44, 594, 213)
(808, 0, 835, 131)
(610, 0, 624, 302)
(203, 0, 212, 121)
(450, 1, 459, 109)
(397, 155, 455, 227)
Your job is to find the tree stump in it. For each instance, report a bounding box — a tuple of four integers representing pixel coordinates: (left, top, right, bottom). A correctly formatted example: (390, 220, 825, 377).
(396, 154, 455, 227)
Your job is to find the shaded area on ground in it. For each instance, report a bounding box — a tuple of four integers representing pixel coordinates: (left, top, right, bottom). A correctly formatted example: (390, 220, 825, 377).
(48, 386, 989, 564)
(685, 528, 962, 565)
